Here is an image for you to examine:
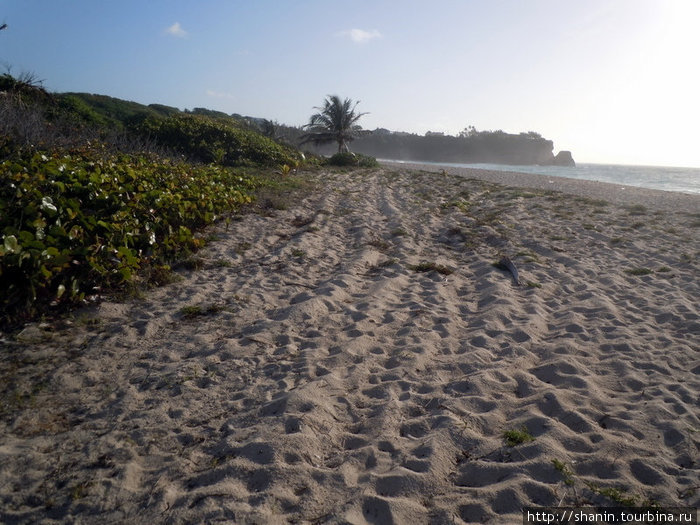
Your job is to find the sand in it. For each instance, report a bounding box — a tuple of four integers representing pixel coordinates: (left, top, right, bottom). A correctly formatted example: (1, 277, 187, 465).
(0, 165, 698, 524)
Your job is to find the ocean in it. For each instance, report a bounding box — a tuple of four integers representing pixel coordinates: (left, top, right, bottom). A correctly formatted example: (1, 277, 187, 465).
(385, 161, 700, 195)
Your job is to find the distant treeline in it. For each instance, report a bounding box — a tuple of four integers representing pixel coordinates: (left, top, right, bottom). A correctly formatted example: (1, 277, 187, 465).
(299, 127, 571, 166)
(264, 119, 573, 166)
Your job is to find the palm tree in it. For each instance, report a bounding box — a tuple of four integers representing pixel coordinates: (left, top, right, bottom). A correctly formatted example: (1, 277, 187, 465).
(300, 95, 367, 153)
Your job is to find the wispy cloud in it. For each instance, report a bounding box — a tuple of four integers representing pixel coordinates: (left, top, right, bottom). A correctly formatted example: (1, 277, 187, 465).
(165, 22, 188, 38)
(206, 89, 235, 100)
(337, 28, 382, 44)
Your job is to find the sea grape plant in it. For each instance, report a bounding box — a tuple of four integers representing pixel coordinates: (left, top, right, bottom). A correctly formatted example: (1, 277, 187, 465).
(0, 148, 259, 327)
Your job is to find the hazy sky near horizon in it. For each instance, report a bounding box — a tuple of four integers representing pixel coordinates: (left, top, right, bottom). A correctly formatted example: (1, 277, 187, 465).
(2, 0, 699, 167)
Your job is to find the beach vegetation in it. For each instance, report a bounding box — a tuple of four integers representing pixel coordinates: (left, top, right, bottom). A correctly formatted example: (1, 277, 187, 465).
(502, 426, 534, 446)
(625, 204, 647, 216)
(0, 71, 318, 330)
(300, 95, 368, 153)
(367, 235, 391, 251)
(624, 267, 653, 276)
(0, 150, 264, 328)
(575, 196, 609, 208)
(180, 305, 203, 317)
(213, 258, 232, 268)
(235, 242, 252, 254)
(552, 459, 575, 486)
(584, 482, 638, 506)
(180, 256, 206, 271)
(326, 151, 378, 168)
(445, 198, 470, 214)
(409, 262, 453, 275)
(515, 250, 539, 262)
(180, 303, 223, 318)
(134, 113, 301, 167)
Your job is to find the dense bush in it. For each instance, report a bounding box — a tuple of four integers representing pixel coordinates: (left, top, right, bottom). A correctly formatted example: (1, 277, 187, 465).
(136, 114, 302, 167)
(326, 152, 379, 168)
(0, 148, 260, 328)
(0, 73, 313, 328)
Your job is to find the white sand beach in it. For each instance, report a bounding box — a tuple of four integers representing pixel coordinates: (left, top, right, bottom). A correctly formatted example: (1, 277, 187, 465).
(1, 165, 698, 523)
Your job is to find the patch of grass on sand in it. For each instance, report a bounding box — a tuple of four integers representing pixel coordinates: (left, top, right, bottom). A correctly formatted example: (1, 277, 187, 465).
(575, 196, 609, 208)
(625, 204, 648, 216)
(409, 262, 453, 275)
(367, 236, 391, 251)
(180, 256, 205, 271)
(624, 267, 653, 276)
(291, 248, 305, 258)
(213, 258, 232, 268)
(443, 198, 470, 214)
(515, 250, 539, 263)
(503, 426, 534, 447)
(180, 305, 204, 317)
(71, 482, 91, 501)
(144, 264, 182, 286)
(552, 459, 575, 486)
(235, 242, 252, 255)
(584, 482, 639, 507)
(180, 303, 223, 318)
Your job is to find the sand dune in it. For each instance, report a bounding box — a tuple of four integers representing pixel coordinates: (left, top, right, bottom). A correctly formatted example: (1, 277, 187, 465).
(1, 166, 698, 523)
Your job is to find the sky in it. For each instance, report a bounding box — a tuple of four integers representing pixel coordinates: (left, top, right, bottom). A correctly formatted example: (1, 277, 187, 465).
(1, 0, 699, 167)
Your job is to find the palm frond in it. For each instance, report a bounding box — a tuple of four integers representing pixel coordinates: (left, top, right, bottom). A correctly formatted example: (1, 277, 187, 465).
(301, 95, 368, 152)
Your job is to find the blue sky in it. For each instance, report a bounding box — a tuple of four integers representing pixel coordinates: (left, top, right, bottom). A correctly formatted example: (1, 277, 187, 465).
(2, 0, 699, 167)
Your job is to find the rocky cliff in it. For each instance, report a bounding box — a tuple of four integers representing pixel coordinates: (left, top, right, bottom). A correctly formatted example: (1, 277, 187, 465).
(549, 150, 576, 167)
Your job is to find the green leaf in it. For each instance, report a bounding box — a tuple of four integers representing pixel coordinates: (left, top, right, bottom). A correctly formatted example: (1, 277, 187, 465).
(3, 235, 21, 254)
(18, 230, 35, 243)
(41, 196, 58, 214)
(68, 225, 83, 240)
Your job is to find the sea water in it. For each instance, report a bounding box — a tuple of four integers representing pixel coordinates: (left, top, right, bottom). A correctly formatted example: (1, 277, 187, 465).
(390, 161, 700, 195)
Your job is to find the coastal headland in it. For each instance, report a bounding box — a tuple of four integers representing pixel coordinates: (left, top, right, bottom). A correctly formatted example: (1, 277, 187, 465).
(1, 165, 698, 523)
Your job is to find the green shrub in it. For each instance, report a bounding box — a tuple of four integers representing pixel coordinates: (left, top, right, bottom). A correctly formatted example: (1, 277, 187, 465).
(327, 152, 379, 168)
(502, 426, 534, 446)
(135, 114, 302, 167)
(0, 148, 260, 328)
